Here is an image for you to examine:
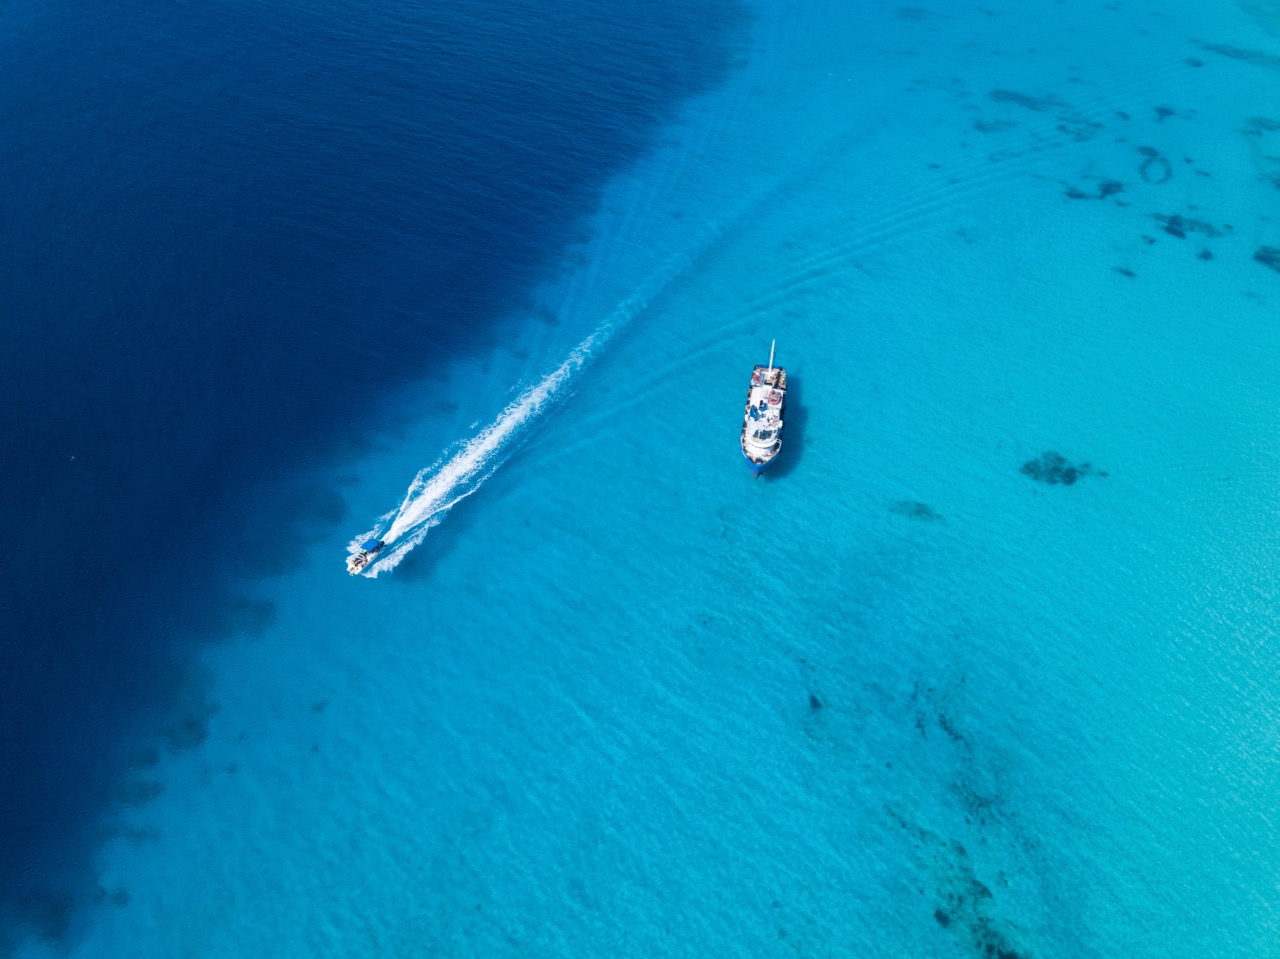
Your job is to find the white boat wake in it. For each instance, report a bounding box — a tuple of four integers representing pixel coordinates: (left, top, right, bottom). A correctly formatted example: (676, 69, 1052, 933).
(347, 328, 603, 577)
(348, 268, 668, 577)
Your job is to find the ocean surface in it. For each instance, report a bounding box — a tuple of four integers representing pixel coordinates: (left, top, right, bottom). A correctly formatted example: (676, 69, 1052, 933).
(2, 0, 1279, 955)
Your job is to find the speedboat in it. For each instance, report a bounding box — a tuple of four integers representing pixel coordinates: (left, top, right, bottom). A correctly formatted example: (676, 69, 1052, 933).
(741, 340, 786, 477)
(346, 538, 383, 575)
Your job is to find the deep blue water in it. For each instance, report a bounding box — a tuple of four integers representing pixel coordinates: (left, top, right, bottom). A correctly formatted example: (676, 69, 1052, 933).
(0, 0, 744, 943)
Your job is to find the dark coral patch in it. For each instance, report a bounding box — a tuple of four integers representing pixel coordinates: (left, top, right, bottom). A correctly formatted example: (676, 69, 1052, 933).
(161, 687, 221, 752)
(126, 746, 160, 770)
(1020, 451, 1099, 485)
(1057, 119, 1101, 142)
(890, 500, 944, 521)
(1246, 116, 1280, 133)
(809, 693, 823, 711)
(937, 868, 1031, 959)
(1154, 213, 1222, 239)
(1197, 41, 1280, 71)
(1112, 266, 1136, 278)
(1138, 148, 1173, 184)
(113, 779, 164, 809)
(1255, 247, 1280, 273)
(888, 806, 1034, 959)
(1197, 248, 1214, 261)
(974, 119, 1017, 133)
(1063, 178, 1124, 200)
(989, 89, 1065, 111)
(937, 712, 966, 744)
(971, 919, 1027, 959)
(16, 887, 76, 942)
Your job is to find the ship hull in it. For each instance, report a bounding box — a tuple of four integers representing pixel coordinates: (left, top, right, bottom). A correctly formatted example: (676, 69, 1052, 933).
(741, 358, 786, 476)
(742, 448, 770, 477)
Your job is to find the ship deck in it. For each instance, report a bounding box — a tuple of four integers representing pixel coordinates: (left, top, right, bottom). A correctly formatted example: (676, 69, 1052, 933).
(752, 365, 787, 389)
(742, 365, 787, 464)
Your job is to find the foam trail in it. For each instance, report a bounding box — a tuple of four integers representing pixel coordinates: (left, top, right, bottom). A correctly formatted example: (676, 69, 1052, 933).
(347, 166, 780, 577)
(348, 329, 601, 577)
(349, 277, 662, 577)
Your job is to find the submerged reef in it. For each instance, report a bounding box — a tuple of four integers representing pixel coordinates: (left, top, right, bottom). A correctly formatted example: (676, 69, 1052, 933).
(1019, 451, 1104, 485)
(1055, 117, 1102, 142)
(1197, 41, 1280, 72)
(988, 89, 1065, 112)
(1137, 146, 1173, 184)
(983, 87, 1102, 149)
(1152, 213, 1223, 239)
(1254, 247, 1280, 273)
(15, 888, 77, 942)
(886, 805, 1035, 959)
(890, 500, 944, 521)
(159, 678, 221, 752)
(1244, 117, 1280, 191)
(1063, 178, 1123, 200)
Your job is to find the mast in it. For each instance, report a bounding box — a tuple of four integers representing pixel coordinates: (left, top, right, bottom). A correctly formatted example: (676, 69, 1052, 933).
(767, 339, 775, 373)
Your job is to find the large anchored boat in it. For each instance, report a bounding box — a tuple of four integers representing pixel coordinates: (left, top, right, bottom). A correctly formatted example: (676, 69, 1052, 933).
(741, 340, 786, 477)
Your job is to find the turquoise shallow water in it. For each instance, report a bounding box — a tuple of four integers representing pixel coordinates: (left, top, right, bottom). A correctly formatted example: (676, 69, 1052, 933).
(29, 0, 1280, 956)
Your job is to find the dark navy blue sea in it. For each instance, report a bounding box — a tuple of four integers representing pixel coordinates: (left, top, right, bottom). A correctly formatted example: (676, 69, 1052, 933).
(0, 0, 741, 945)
